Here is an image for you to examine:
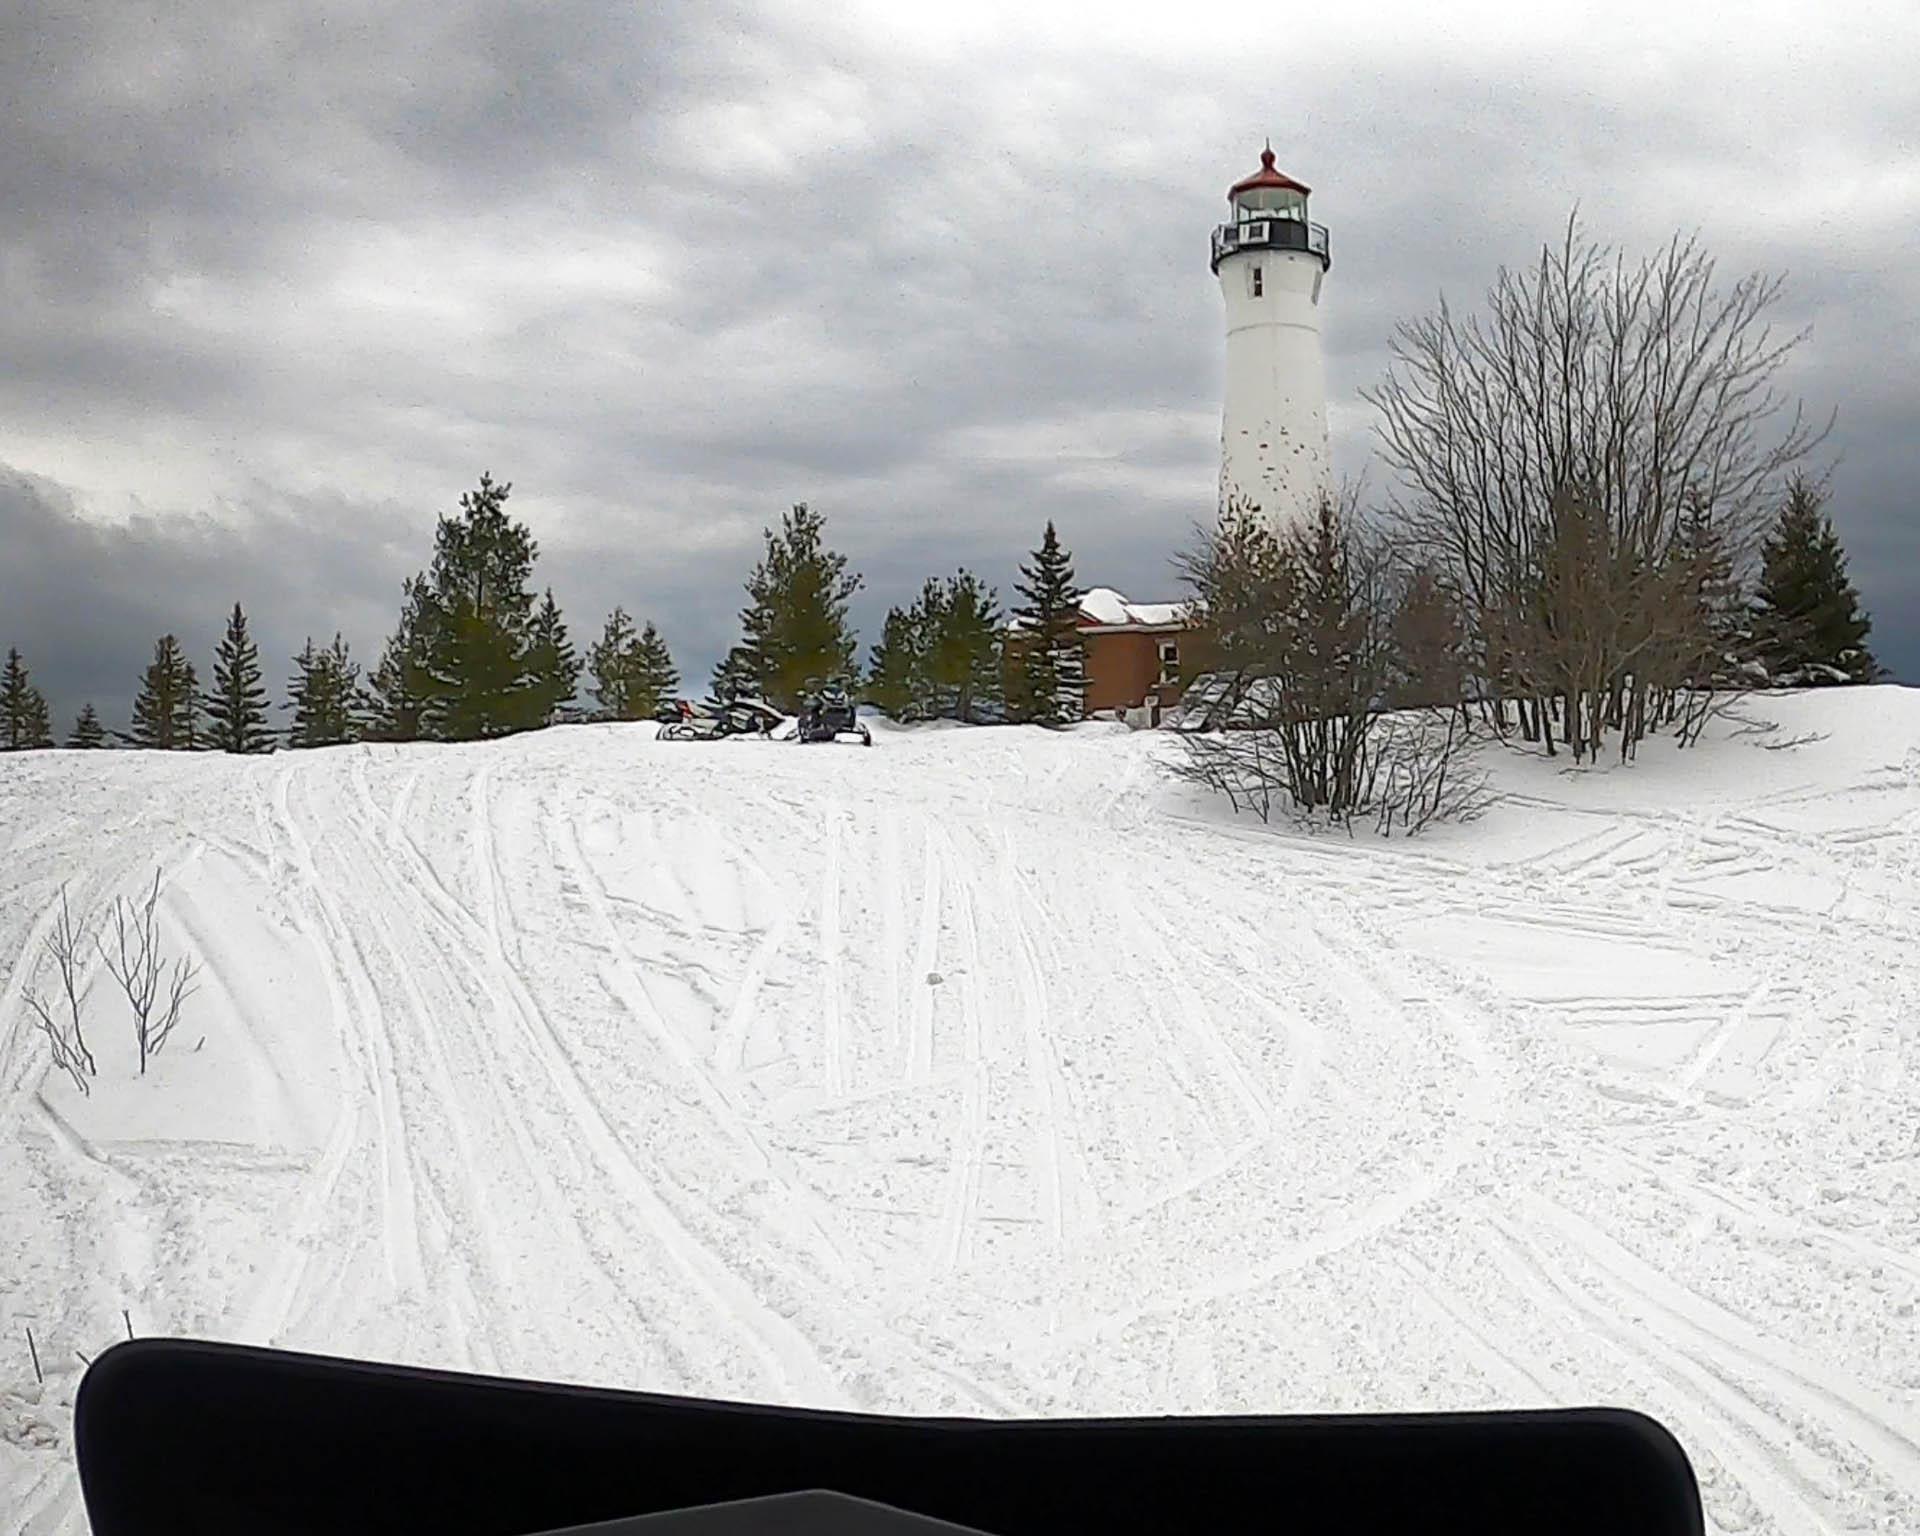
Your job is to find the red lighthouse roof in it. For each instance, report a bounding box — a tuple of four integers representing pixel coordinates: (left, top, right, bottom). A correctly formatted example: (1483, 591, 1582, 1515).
(1228, 143, 1310, 201)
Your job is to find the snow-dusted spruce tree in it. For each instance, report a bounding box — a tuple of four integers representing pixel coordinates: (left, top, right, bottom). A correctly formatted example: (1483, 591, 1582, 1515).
(287, 636, 360, 747)
(68, 702, 108, 749)
(730, 502, 862, 712)
(1752, 474, 1877, 685)
(363, 574, 437, 742)
(1009, 521, 1085, 725)
(204, 603, 272, 753)
(524, 588, 581, 725)
(131, 635, 199, 750)
(1366, 215, 1829, 762)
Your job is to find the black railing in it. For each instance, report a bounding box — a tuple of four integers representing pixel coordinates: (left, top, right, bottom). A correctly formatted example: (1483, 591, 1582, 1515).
(1210, 218, 1330, 273)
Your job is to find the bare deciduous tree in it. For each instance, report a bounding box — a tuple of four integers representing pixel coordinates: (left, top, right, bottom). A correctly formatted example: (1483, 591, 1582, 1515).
(1364, 214, 1828, 762)
(96, 871, 201, 1074)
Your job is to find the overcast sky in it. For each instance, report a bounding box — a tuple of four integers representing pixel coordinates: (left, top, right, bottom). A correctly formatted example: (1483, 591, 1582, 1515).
(3, 0, 1916, 731)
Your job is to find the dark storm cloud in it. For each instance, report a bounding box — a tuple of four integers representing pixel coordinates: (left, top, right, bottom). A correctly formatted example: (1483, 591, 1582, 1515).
(2, 0, 1915, 704)
(0, 465, 413, 734)
(0, 462, 760, 734)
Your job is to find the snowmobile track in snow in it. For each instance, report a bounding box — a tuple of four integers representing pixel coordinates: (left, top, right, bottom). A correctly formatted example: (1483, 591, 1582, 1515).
(4, 698, 1919, 1535)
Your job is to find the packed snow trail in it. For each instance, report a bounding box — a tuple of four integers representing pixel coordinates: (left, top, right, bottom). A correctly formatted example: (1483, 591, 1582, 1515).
(3, 691, 1918, 1535)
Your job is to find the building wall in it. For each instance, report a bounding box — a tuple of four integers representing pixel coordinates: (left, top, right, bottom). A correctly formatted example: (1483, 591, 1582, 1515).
(1083, 629, 1201, 716)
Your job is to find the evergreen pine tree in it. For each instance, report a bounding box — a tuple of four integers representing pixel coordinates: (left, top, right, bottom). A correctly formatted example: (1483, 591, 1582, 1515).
(1670, 502, 1751, 686)
(1752, 476, 1877, 684)
(710, 643, 760, 706)
(587, 610, 678, 721)
(288, 639, 318, 747)
(131, 635, 199, 749)
(1, 648, 35, 750)
(364, 574, 438, 742)
(634, 622, 679, 715)
(524, 588, 580, 726)
(733, 503, 862, 712)
(1388, 565, 1467, 709)
(1011, 521, 1086, 725)
(21, 687, 54, 748)
(204, 602, 272, 753)
(589, 606, 642, 720)
(865, 605, 922, 720)
(928, 570, 1003, 723)
(69, 703, 108, 749)
(288, 636, 361, 748)
(424, 473, 542, 738)
(907, 579, 947, 720)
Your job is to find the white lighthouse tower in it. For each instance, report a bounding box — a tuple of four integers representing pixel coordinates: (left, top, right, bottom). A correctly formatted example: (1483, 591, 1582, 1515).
(1211, 144, 1331, 530)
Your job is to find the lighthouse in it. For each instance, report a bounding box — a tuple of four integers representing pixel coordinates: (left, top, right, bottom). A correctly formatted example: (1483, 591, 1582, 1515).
(1211, 144, 1332, 530)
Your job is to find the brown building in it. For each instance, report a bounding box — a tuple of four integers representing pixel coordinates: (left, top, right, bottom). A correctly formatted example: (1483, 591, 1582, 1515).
(1075, 589, 1206, 723)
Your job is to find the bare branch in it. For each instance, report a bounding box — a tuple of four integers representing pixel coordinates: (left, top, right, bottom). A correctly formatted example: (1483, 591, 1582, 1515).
(42, 885, 95, 1076)
(24, 990, 92, 1096)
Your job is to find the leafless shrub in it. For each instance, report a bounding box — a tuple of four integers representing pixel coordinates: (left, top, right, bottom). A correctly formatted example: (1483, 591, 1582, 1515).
(1173, 727, 1291, 824)
(24, 992, 91, 1095)
(96, 871, 201, 1075)
(23, 886, 96, 1094)
(1172, 493, 1483, 834)
(1369, 709, 1493, 835)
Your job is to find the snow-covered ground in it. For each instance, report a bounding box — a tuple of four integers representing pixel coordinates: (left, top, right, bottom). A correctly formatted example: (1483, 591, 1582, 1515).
(3, 691, 1917, 1534)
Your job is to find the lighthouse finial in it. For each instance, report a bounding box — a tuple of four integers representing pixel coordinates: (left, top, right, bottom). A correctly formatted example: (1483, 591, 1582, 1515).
(1261, 139, 1275, 170)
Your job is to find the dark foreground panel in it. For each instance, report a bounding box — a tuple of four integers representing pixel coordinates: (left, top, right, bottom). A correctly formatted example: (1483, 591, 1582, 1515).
(77, 1340, 1703, 1536)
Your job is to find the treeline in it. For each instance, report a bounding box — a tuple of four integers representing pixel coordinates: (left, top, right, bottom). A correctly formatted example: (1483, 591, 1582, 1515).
(2, 482, 1100, 755)
(0, 474, 684, 753)
(710, 504, 1088, 727)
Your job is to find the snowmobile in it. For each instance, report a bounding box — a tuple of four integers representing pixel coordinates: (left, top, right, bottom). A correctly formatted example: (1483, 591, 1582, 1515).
(75, 1339, 1705, 1535)
(796, 679, 872, 746)
(657, 697, 788, 742)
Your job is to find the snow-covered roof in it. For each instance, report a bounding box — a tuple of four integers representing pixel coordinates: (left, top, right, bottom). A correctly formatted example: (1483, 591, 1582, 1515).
(1076, 588, 1194, 631)
(1078, 588, 1132, 626)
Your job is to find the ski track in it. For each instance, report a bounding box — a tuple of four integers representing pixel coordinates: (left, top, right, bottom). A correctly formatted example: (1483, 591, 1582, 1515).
(4, 698, 1920, 1534)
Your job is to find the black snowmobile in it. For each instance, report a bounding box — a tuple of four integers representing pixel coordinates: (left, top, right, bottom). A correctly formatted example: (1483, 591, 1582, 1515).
(75, 1340, 1706, 1536)
(796, 679, 872, 746)
(657, 697, 789, 742)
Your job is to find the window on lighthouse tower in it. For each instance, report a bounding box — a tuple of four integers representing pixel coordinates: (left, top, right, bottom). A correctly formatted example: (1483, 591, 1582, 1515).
(1251, 265, 1263, 298)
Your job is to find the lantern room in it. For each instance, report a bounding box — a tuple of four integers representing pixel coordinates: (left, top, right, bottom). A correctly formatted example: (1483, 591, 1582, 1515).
(1210, 144, 1330, 273)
